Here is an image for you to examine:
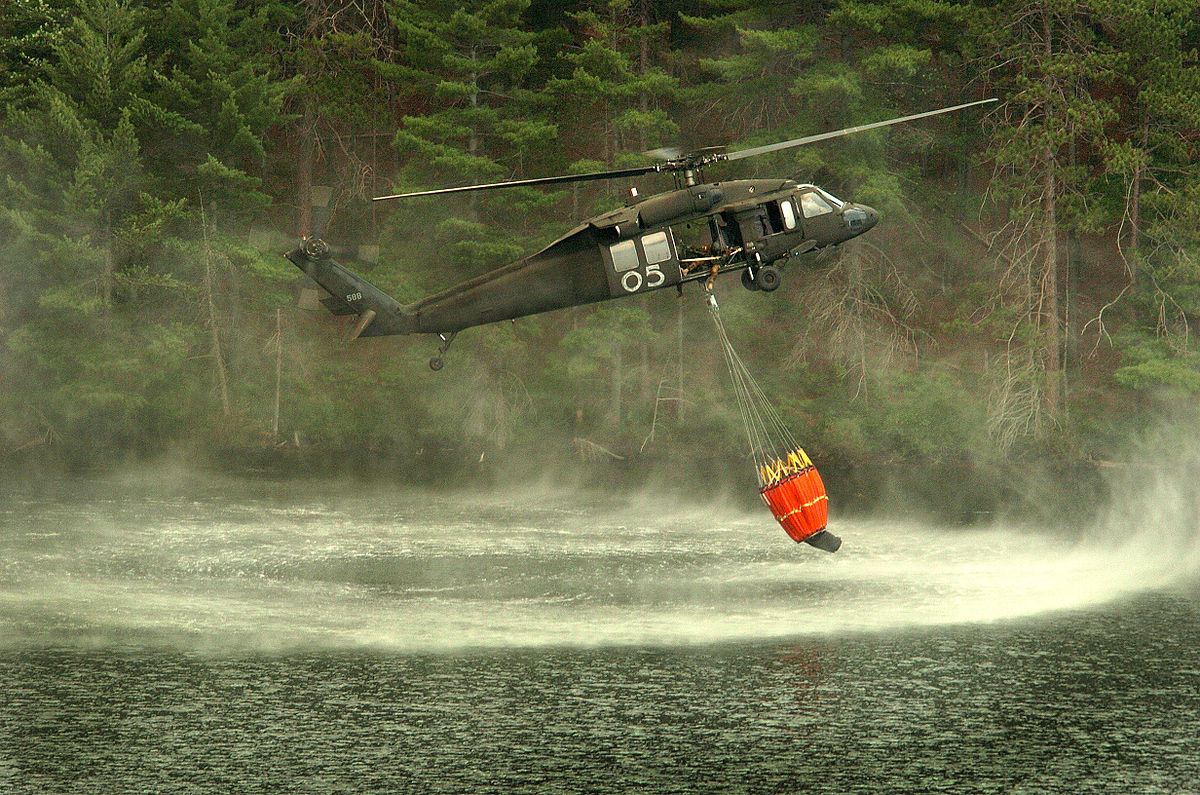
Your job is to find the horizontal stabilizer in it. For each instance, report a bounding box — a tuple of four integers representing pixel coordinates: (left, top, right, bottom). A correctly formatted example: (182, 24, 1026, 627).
(803, 530, 841, 553)
(349, 309, 377, 340)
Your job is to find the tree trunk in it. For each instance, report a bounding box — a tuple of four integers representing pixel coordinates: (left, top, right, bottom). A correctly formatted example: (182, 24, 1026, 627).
(1129, 117, 1148, 278)
(467, 47, 480, 221)
(297, 104, 316, 236)
(610, 342, 623, 425)
(102, 246, 114, 309)
(1041, 143, 1061, 418)
(676, 297, 685, 422)
(1039, 10, 1061, 418)
(273, 308, 282, 436)
(638, 0, 649, 151)
(200, 204, 231, 417)
(205, 255, 231, 417)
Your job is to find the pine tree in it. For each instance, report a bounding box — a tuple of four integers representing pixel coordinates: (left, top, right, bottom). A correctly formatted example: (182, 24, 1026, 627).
(0, 0, 169, 459)
(1092, 0, 1200, 395)
(374, 0, 557, 279)
(679, 2, 820, 146)
(283, 0, 400, 236)
(379, 1, 551, 192)
(976, 0, 1117, 430)
(829, 0, 982, 182)
(144, 0, 294, 217)
(3, 0, 157, 306)
(0, 0, 67, 105)
(548, 0, 679, 165)
(0, 0, 296, 461)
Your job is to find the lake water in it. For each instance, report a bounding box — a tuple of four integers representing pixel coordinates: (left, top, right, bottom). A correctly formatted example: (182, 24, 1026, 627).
(2, 473, 1198, 793)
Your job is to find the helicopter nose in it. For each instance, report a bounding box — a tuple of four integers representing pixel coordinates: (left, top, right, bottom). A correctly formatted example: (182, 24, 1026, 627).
(842, 204, 879, 235)
(860, 204, 879, 231)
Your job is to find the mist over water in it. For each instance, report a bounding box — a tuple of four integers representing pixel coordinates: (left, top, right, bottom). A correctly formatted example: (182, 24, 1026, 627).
(2, 461, 1196, 654)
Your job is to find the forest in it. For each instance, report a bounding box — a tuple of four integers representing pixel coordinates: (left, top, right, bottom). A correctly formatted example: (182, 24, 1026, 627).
(2, 0, 1200, 522)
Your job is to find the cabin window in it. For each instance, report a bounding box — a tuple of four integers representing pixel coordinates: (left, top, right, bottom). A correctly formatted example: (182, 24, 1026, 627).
(641, 231, 672, 264)
(610, 239, 639, 272)
(780, 200, 797, 230)
(799, 191, 834, 218)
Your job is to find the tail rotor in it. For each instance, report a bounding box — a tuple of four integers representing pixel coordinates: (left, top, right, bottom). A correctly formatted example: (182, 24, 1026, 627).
(286, 185, 414, 341)
(299, 185, 333, 259)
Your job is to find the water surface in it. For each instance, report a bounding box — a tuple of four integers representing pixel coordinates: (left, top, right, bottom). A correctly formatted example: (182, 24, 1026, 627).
(2, 476, 1197, 792)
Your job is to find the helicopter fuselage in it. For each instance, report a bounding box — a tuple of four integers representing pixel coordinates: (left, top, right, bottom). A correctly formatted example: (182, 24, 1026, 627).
(403, 178, 877, 333)
(286, 178, 878, 344)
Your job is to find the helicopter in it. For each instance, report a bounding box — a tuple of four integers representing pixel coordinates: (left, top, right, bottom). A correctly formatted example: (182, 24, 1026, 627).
(286, 98, 995, 370)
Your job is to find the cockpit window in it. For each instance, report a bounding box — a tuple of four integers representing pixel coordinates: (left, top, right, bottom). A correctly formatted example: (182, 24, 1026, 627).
(799, 191, 834, 218)
(816, 188, 844, 208)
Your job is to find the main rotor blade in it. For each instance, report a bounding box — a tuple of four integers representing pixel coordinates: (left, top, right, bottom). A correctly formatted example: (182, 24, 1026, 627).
(372, 164, 664, 201)
(725, 98, 998, 162)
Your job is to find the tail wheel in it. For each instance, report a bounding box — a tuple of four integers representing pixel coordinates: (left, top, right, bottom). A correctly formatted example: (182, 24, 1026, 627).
(741, 269, 759, 291)
(429, 357, 444, 371)
(757, 265, 781, 292)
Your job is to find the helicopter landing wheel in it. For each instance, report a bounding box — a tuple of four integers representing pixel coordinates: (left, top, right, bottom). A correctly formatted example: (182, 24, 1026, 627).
(741, 269, 759, 291)
(428, 330, 457, 372)
(756, 265, 781, 292)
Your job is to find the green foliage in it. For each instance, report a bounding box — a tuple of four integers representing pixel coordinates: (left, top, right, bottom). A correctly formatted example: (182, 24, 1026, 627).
(0, 0, 293, 465)
(549, 1, 680, 157)
(876, 371, 985, 461)
(1112, 328, 1200, 395)
(0, 1, 68, 105)
(681, 5, 818, 141)
(144, 0, 291, 214)
(381, 0, 546, 184)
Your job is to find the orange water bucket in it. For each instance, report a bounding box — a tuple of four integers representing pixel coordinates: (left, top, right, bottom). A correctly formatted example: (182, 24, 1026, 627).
(760, 465, 828, 543)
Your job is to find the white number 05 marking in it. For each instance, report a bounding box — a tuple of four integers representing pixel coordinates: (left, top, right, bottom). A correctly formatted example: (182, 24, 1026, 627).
(621, 264, 665, 293)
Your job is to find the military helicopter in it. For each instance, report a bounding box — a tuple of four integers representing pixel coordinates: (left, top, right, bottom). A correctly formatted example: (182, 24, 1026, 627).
(287, 99, 995, 370)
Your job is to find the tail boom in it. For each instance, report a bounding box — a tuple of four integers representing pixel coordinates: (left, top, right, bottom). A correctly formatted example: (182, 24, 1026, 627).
(286, 243, 415, 337)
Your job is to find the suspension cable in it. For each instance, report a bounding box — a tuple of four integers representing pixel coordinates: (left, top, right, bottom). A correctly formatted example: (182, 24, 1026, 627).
(706, 290, 802, 487)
